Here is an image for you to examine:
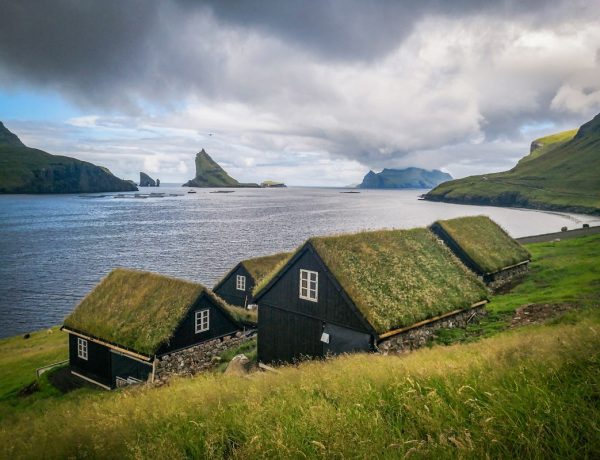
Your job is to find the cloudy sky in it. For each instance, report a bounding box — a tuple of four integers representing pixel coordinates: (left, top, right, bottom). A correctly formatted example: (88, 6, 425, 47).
(1, 0, 599, 186)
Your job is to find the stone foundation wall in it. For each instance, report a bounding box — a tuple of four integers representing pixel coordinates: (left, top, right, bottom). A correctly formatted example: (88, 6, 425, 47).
(154, 331, 254, 384)
(378, 306, 486, 354)
(486, 263, 529, 290)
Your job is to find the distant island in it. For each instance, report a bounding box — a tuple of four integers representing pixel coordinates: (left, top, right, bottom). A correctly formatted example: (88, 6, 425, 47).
(358, 167, 452, 189)
(140, 172, 159, 187)
(260, 180, 286, 188)
(0, 122, 137, 194)
(183, 149, 259, 188)
(425, 112, 600, 215)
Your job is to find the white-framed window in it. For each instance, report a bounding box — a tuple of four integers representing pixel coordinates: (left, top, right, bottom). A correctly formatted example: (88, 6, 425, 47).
(299, 269, 318, 302)
(236, 274, 246, 291)
(195, 309, 210, 333)
(77, 338, 88, 360)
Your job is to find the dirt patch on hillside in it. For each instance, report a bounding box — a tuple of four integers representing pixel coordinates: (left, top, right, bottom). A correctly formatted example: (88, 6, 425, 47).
(17, 381, 40, 397)
(510, 303, 579, 328)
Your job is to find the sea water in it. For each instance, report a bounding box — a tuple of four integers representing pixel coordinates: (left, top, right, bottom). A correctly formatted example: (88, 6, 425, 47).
(1, 186, 597, 338)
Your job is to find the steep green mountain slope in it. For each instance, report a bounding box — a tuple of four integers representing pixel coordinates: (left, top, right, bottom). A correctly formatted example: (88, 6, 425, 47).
(425, 114, 600, 214)
(359, 167, 452, 189)
(0, 122, 137, 194)
(183, 149, 258, 187)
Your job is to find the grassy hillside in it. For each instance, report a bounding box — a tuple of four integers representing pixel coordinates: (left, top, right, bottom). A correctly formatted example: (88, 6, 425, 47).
(520, 128, 577, 164)
(2, 312, 599, 458)
(0, 327, 67, 402)
(425, 114, 600, 215)
(1, 235, 599, 458)
(0, 122, 137, 194)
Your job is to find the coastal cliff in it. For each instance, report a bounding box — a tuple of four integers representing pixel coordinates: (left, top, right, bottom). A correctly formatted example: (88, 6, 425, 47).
(358, 167, 452, 189)
(0, 122, 137, 194)
(424, 113, 600, 215)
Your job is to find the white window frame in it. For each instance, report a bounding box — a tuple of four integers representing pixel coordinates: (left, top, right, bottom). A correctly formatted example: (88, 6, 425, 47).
(195, 309, 210, 333)
(299, 269, 319, 302)
(236, 274, 246, 291)
(77, 337, 88, 360)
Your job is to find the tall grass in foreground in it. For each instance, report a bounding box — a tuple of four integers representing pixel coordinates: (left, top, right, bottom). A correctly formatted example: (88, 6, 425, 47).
(2, 312, 599, 459)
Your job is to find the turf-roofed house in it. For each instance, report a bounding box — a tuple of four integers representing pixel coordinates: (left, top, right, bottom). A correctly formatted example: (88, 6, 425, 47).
(430, 216, 531, 289)
(254, 228, 489, 364)
(62, 269, 256, 389)
(213, 252, 291, 308)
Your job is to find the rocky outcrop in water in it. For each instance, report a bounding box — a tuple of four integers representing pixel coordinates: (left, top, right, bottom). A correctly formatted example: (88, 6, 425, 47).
(358, 168, 452, 189)
(139, 172, 158, 187)
(183, 149, 258, 188)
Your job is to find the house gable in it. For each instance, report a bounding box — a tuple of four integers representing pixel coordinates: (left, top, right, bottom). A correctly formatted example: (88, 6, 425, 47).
(214, 263, 254, 307)
(256, 244, 374, 334)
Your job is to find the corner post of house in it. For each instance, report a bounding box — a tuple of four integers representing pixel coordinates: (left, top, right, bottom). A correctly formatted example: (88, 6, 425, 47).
(151, 356, 158, 383)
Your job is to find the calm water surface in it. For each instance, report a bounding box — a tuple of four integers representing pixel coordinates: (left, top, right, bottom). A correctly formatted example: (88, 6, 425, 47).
(1, 186, 598, 338)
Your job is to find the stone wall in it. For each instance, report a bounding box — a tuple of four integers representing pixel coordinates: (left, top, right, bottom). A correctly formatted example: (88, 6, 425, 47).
(377, 306, 486, 354)
(154, 331, 254, 384)
(486, 263, 529, 291)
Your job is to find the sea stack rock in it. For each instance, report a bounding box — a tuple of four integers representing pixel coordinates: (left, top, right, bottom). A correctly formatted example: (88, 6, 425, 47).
(139, 172, 157, 187)
(183, 149, 258, 188)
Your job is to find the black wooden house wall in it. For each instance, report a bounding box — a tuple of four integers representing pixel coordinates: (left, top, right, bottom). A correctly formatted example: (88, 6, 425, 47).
(257, 246, 374, 363)
(214, 264, 254, 308)
(69, 334, 112, 386)
(69, 334, 152, 388)
(157, 292, 240, 355)
(110, 352, 152, 384)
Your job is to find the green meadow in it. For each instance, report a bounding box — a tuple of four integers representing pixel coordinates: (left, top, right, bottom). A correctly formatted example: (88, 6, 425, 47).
(1, 235, 599, 459)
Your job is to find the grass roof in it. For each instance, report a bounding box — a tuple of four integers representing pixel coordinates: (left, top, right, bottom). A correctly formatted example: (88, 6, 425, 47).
(435, 216, 530, 274)
(307, 228, 488, 334)
(64, 269, 248, 355)
(241, 252, 291, 283)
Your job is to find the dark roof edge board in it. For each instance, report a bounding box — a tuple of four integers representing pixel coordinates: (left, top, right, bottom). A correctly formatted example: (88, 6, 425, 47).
(61, 326, 152, 361)
(377, 300, 488, 341)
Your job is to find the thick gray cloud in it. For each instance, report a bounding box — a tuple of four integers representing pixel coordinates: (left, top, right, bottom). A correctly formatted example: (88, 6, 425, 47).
(1, 0, 600, 181)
